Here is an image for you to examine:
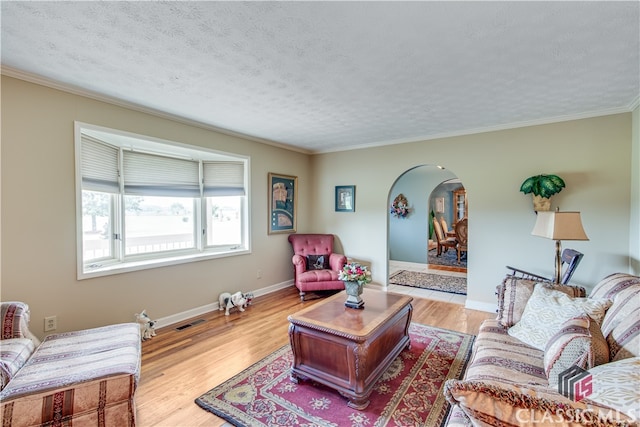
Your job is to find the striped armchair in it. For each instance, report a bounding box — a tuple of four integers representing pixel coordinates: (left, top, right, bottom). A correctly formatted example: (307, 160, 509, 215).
(0, 302, 141, 426)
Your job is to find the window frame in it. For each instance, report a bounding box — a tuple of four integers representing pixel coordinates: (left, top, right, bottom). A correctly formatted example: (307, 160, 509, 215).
(75, 122, 251, 280)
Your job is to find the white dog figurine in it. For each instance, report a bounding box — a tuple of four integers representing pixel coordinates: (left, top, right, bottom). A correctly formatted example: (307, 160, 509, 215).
(244, 292, 254, 306)
(135, 310, 157, 341)
(219, 291, 247, 316)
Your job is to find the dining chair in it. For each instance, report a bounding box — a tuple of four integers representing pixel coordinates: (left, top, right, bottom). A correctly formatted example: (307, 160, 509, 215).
(506, 248, 584, 285)
(454, 218, 468, 264)
(433, 218, 457, 256)
(440, 217, 456, 238)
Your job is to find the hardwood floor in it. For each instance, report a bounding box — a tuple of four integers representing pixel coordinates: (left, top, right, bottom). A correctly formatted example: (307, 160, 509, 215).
(136, 286, 494, 426)
(428, 264, 467, 274)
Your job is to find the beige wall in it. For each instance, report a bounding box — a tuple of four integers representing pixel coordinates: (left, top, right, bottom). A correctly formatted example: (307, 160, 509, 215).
(1, 75, 637, 337)
(311, 113, 634, 312)
(1, 76, 310, 338)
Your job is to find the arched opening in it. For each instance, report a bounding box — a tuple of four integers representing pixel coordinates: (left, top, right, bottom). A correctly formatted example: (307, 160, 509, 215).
(387, 165, 468, 303)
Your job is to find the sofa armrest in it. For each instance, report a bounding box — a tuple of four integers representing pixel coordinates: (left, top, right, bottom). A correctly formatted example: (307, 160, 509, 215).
(1, 302, 40, 346)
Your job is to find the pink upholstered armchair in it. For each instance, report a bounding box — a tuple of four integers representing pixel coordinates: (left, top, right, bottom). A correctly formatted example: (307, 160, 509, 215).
(288, 234, 348, 301)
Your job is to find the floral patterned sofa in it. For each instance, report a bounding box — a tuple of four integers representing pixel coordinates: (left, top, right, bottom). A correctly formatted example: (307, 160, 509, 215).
(0, 302, 141, 426)
(444, 273, 640, 426)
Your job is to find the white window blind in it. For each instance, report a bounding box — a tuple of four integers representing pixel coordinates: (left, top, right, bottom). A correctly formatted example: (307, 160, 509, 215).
(123, 151, 200, 197)
(203, 161, 245, 196)
(81, 137, 120, 193)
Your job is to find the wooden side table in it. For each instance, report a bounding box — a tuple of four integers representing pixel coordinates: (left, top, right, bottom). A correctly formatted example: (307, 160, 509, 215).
(288, 288, 413, 409)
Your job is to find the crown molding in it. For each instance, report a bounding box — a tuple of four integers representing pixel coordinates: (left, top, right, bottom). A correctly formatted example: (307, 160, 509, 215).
(314, 105, 635, 154)
(3, 66, 635, 156)
(1, 66, 312, 155)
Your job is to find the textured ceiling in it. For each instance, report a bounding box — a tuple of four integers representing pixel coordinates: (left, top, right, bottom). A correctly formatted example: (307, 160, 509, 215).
(2, 1, 639, 153)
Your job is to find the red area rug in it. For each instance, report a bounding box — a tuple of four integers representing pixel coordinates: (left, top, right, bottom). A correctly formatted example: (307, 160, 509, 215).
(195, 323, 475, 426)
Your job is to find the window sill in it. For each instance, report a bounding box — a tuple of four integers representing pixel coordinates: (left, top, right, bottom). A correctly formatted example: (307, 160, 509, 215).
(79, 248, 250, 280)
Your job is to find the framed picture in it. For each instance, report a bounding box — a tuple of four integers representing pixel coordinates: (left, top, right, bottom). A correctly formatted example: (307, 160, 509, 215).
(268, 173, 297, 234)
(335, 185, 355, 212)
(435, 197, 445, 213)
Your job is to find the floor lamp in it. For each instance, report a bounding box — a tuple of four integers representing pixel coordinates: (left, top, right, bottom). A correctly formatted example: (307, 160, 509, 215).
(531, 209, 589, 284)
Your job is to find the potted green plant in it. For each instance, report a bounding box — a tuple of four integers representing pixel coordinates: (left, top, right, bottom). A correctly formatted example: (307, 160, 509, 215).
(519, 174, 565, 211)
(429, 209, 435, 240)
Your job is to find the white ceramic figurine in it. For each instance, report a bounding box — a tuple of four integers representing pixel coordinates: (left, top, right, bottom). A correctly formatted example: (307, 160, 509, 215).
(135, 310, 157, 341)
(218, 291, 248, 316)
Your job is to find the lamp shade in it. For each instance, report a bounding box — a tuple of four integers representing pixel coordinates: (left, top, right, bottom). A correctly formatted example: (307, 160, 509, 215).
(531, 211, 589, 241)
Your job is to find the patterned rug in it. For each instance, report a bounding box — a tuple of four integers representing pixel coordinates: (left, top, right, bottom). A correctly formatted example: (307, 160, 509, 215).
(389, 270, 467, 295)
(195, 323, 474, 427)
(428, 248, 467, 268)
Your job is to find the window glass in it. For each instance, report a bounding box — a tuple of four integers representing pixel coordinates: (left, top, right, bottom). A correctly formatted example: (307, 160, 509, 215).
(124, 196, 196, 255)
(76, 122, 250, 278)
(82, 190, 113, 261)
(206, 196, 242, 247)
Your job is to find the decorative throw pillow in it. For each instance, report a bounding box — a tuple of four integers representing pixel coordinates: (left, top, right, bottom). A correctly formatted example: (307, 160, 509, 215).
(598, 284, 640, 361)
(544, 315, 609, 387)
(589, 273, 640, 300)
(508, 284, 612, 350)
(444, 378, 635, 426)
(306, 254, 329, 270)
(495, 275, 538, 327)
(496, 275, 586, 328)
(584, 357, 640, 421)
(608, 309, 640, 362)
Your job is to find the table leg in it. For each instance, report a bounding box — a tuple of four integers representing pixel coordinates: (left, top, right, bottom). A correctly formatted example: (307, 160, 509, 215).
(341, 392, 370, 410)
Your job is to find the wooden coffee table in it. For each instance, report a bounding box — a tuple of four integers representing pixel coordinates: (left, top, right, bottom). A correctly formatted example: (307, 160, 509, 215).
(287, 288, 413, 409)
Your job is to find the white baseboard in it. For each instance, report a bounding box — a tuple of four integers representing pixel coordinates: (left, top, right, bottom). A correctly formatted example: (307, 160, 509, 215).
(154, 280, 294, 329)
(464, 299, 497, 314)
(389, 260, 427, 269)
(153, 279, 497, 328)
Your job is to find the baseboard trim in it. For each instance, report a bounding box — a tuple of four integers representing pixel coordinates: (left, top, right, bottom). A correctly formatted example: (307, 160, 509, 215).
(154, 280, 294, 329)
(389, 260, 427, 270)
(153, 280, 496, 327)
(464, 299, 496, 314)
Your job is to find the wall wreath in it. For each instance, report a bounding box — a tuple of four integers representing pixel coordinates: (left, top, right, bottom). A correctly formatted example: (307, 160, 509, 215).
(390, 194, 410, 218)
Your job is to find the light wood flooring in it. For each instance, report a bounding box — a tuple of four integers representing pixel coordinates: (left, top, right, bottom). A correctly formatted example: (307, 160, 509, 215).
(136, 285, 493, 426)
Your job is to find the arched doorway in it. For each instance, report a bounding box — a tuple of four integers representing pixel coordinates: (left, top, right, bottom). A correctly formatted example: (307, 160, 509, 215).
(387, 165, 468, 303)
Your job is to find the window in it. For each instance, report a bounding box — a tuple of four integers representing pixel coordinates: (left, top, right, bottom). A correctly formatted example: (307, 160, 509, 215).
(75, 122, 250, 279)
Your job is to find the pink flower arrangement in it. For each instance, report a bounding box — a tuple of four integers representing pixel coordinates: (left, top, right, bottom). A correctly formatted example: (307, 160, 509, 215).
(338, 262, 372, 285)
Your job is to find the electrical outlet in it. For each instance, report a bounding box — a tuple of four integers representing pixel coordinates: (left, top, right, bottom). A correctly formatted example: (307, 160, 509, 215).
(44, 316, 57, 331)
(256, 269, 262, 279)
